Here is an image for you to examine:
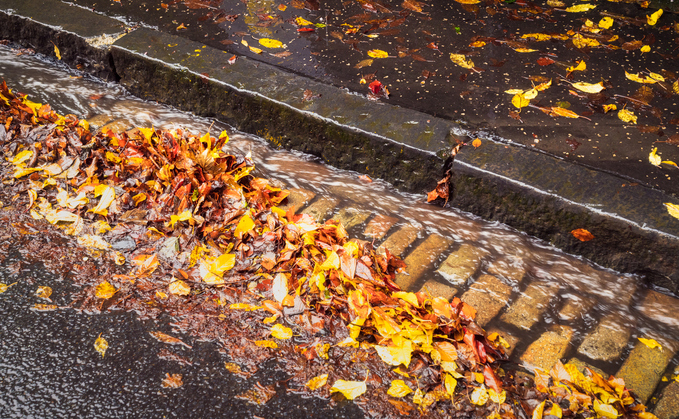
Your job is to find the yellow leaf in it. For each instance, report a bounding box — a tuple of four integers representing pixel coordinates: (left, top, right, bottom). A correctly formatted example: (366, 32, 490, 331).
(161, 373, 183, 388)
(13, 166, 42, 178)
(665, 203, 679, 220)
(470, 385, 489, 405)
(271, 324, 293, 339)
(91, 220, 111, 234)
(640, 45, 650, 53)
(599, 17, 614, 29)
(168, 209, 193, 228)
(296, 16, 313, 26)
(355, 58, 374, 69)
(470, 40, 486, 48)
(549, 403, 563, 418)
(572, 34, 600, 48)
(521, 33, 553, 41)
(259, 38, 284, 48)
(647, 8, 663, 25)
(638, 413, 659, 419)
(272, 272, 288, 303)
(649, 72, 665, 82)
(95, 281, 117, 299)
(533, 400, 546, 419)
(535, 79, 552, 91)
(11, 149, 34, 164)
(638, 337, 663, 350)
(673, 80, 679, 95)
(53, 43, 61, 60)
(505, 89, 525, 95)
(229, 302, 261, 311)
(567, 60, 586, 72)
(513, 47, 538, 53)
(512, 93, 530, 109)
(454, 0, 480, 3)
(168, 280, 191, 296)
(571, 81, 605, 93)
(94, 334, 108, 357)
(649, 148, 662, 167)
(36, 286, 52, 299)
(489, 388, 506, 404)
(88, 185, 115, 216)
(522, 88, 539, 100)
(33, 303, 58, 311)
(77, 234, 110, 250)
(200, 253, 236, 284)
(330, 379, 367, 400)
(392, 291, 419, 307)
(444, 374, 457, 398)
(234, 214, 255, 237)
(0, 282, 17, 293)
(255, 339, 278, 348)
(450, 53, 474, 69)
(319, 251, 340, 271)
(249, 46, 263, 54)
(593, 399, 619, 418)
(374, 339, 413, 367)
(367, 49, 389, 58)
(603, 104, 617, 113)
(387, 379, 413, 397)
(566, 4, 596, 12)
(306, 374, 329, 390)
(618, 109, 637, 124)
(114, 251, 126, 265)
(625, 71, 657, 84)
(156, 290, 168, 299)
(441, 361, 463, 378)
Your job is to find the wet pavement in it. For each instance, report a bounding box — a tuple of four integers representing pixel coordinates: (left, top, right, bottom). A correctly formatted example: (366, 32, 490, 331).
(65, 0, 679, 195)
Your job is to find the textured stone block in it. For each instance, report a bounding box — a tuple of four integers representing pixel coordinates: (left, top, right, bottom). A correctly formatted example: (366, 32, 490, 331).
(577, 315, 633, 361)
(378, 224, 420, 257)
(500, 282, 559, 330)
(279, 188, 316, 213)
(363, 214, 398, 241)
(460, 274, 512, 326)
(521, 325, 574, 372)
(436, 244, 488, 286)
(395, 234, 453, 291)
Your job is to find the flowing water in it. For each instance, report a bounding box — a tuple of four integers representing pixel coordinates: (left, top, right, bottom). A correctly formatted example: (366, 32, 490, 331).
(1, 45, 677, 415)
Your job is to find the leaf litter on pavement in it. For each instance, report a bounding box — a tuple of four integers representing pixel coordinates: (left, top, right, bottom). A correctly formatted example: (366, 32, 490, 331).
(0, 79, 664, 418)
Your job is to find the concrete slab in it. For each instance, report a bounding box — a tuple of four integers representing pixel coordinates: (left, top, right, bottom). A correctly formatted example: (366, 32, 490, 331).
(486, 256, 526, 285)
(486, 327, 520, 357)
(395, 234, 453, 291)
(558, 295, 595, 322)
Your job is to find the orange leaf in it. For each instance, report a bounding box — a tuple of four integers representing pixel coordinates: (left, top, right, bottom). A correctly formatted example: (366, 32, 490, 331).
(571, 228, 594, 242)
(550, 107, 581, 119)
(472, 138, 482, 148)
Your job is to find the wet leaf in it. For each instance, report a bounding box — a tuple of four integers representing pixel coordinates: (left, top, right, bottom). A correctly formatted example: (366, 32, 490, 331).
(533, 400, 546, 419)
(295, 16, 313, 26)
(234, 214, 255, 238)
(271, 324, 293, 339)
(618, 109, 638, 124)
(259, 38, 284, 48)
(626, 71, 657, 85)
(603, 104, 617, 113)
(0, 282, 17, 293)
(367, 49, 389, 58)
(235, 383, 276, 404)
(168, 279, 191, 296)
(665, 203, 679, 220)
(566, 4, 596, 12)
(472, 138, 482, 148)
(354, 59, 374, 69)
(571, 228, 594, 242)
(200, 253, 236, 284)
(32, 304, 58, 311)
(450, 53, 474, 69)
(88, 185, 115, 216)
(230, 303, 262, 311)
(53, 43, 61, 60)
(572, 34, 600, 48)
(599, 17, 614, 29)
(149, 331, 192, 348)
(649, 148, 662, 167)
(77, 234, 110, 250)
(550, 107, 581, 119)
(330, 379, 367, 400)
(455, 0, 481, 4)
(306, 373, 329, 390)
(387, 379, 412, 397)
(168, 209, 193, 228)
(374, 339, 412, 367)
(272, 272, 288, 303)
(36, 286, 52, 300)
(488, 388, 506, 404)
(638, 337, 663, 350)
(254, 339, 278, 348)
(95, 280, 117, 299)
(571, 81, 605, 94)
(444, 374, 457, 397)
(161, 373, 183, 388)
(512, 93, 530, 109)
(593, 399, 618, 418)
(94, 334, 108, 357)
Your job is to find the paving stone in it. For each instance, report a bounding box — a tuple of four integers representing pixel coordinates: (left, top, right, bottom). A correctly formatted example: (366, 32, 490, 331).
(437, 243, 488, 286)
(328, 185, 398, 213)
(100, 119, 133, 134)
(363, 214, 398, 241)
(333, 207, 371, 230)
(616, 338, 676, 403)
(486, 327, 520, 357)
(566, 357, 607, 378)
(558, 295, 596, 322)
(577, 315, 633, 362)
(460, 274, 513, 327)
(395, 234, 453, 291)
(559, 261, 638, 306)
(302, 197, 340, 223)
(88, 114, 116, 130)
(419, 279, 457, 301)
(653, 381, 679, 419)
(500, 281, 560, 330)
(378, 224, 420, 257)
(521, 325, 574, 372)
(486, 255, 526, 285)
(637, 290, 679, 331)
(279, 188, 316, 213)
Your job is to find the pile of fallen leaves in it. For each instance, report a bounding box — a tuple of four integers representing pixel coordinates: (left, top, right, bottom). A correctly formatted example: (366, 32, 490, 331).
(0, 79, 660, 418)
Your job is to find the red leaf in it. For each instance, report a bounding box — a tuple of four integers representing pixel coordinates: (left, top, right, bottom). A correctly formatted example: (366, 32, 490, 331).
(369, 80, 383, 94)
(297, 28, 315, 32)
(483, 365, 502, 392)
(537, 57, 555, 66)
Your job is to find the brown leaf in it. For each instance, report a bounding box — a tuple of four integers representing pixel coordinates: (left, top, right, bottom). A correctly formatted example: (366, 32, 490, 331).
(149, 331, 193, 348)
(161, 373, 183, 388)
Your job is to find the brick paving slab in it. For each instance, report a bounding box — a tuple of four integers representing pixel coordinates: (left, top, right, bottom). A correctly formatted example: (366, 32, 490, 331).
(616, 339, 676, 403)
(333, 207, 371, 230)
(363, 214, 398, 241)
(501, 282, 560, 330)
(395, 234, 453, 291)
(437, 243, 488, 286)
(486, 255, 526, 285)
(521, 325, 574, 372)
(100, 119, 132, 134)
(486, 328, 520, 357)
(301, 197, 339, 223)
(637, 290, 679, 330)
(653, 381, 679, 419)
(460, 274, 513, 327)
(577, 315, 633, 362)
(566, 357, 607, 378)
(558, 295, 596, 322)
(279, 188, 316, 213)
(419, 279, 457, 301)
(378, 224, 420, 258)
